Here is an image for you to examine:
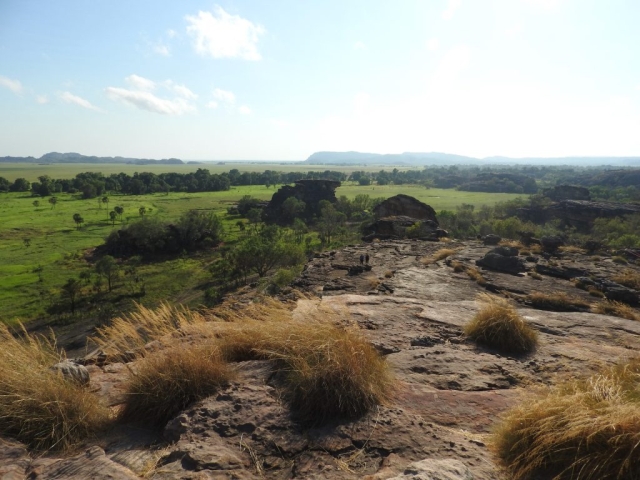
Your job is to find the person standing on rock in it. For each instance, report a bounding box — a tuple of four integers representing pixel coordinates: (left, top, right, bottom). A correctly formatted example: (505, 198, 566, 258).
(360, 254, 365, 265)
(365, 253, 370, 264)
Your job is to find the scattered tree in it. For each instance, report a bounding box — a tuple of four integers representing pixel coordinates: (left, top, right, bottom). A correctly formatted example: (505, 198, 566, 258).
(114, 205, 124, 220)
(61, 278, 82, 314)
(72, 213, 84, 230)
(96, 255, 119, 292)
(23, 238, 31, 248)
(109, 210, 117, 226)
(32, 200, 40, 208)
(139, 206, 146, 217)
(48, 196, 57, 209)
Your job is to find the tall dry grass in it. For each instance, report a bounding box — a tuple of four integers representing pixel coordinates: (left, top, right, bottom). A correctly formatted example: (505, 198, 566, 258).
(527, 291, 590, 312)
(592, 301, 640, 321)
(464, 294, 538, 354)
(0, 325, 109, 451)
(494, 358, 640, 480)
(422, 248, 458, 265)
(612, 270, 640, 290)
(92, 303, 209, 357)
(119, 342, 232, 427)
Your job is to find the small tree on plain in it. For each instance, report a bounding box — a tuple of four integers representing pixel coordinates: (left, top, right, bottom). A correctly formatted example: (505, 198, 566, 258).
(102, 196, 109, 217)
(114, 206, 124, 221)
(33, 200, 40, 208)
(61, 278, 82, 314)
(96, 255, 119, 292)
(73, 213, 84, 230)
(48, 196, 57, 209)
(139, 206, 146, 217)
(109, 210, 117, 226)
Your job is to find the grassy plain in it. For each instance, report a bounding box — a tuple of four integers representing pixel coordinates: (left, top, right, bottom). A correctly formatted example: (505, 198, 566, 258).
(0, 162, 420, 182)
(0, 180, 524, 325)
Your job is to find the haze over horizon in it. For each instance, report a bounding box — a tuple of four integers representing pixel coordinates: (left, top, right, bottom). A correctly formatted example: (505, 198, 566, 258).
(1, 0, 640, 161)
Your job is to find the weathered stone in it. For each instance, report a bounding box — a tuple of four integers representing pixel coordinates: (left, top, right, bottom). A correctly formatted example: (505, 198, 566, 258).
(481, 234, 501, 245)
(488, 246, 519, 257)
(535, 264, 589, 280)
(373, 195, 438, 222)
(28, 446, 139, 480)
(363, 216, 442, 241)
(476, 253, 526, 274)
(0, 438, 30, 480)
(540, 235, 564, 253)
(388, 458, 474, 479)
(49, 359, 90, 386)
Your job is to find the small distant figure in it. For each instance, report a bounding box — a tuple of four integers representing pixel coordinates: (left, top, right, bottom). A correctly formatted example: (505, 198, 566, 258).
(359, 254, 365, 265)
(365, 253, 370, 264)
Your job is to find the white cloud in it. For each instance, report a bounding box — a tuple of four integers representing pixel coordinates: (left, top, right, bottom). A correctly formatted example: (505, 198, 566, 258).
(238, 105, 252, 115)
(167, 29, 177, 39)
(270, 118, 290, 128)
(0, 75, 23, 94)
(125, 74, 156, 91)
(426, 38, 440, 51)
(36, 95, 49, 104)
(170, 83, 197, 100)
(523, 0, 562, 10)
(185, 7, 265, 60)
(442, 0, 461, 20)
(213, 88, 236, 104)
(58, 91, 102, 111)
(105, 87, 195, 115)
(206, 101, 219, 109)
(354, 41, 366, 50)
(154, 44, 170, 56)
(353, 92, 370, 114)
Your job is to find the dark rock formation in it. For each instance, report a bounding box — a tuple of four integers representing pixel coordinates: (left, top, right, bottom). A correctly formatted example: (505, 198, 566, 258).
(262, 179, 341, 224)
(476, 252, 526, 274)
(481, 234, 501, 245)
(373, 194, 438, 221)
(540, 236, 564, 253)
(519, 200, 640, 231)
(489, 246, 519, 257)
(362, 216, 445, 242)
(543, 185, 591, 202)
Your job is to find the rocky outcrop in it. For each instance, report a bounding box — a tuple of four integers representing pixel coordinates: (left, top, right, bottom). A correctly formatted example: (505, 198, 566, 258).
(543, 184, 591, 201)
(519, 200, 640, 231)
(362, 216, 446, 242)
(373, 194, 438, 221)
(476, 252, 526, 274)
(263, 179, 341, 224)
(481, 234, 501, 245)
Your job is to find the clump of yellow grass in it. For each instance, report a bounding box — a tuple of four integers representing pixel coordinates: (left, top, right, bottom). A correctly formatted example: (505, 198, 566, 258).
(527, 291, 590, 312)
(612, 269, 640, 290)
(0, 325, 108, 451)
(422, 248, 458, 265)
(592, 301, 640, 321)
(464, 294, 538, 354)
(119, 342, 232, 427)
(494, 358, 640, 480)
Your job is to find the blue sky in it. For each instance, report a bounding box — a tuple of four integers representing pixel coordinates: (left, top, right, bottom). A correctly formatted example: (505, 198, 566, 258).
(1, 0, 639, 160)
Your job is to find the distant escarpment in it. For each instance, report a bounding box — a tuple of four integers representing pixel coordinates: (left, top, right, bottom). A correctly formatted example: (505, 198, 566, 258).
(0, 152, 183, 165)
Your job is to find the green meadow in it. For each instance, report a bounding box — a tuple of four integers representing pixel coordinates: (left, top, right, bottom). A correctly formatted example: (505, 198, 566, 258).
(0, 182, 524, 324)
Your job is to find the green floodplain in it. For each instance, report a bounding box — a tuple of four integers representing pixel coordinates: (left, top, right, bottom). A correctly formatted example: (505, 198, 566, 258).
(0, 163, 525, 324)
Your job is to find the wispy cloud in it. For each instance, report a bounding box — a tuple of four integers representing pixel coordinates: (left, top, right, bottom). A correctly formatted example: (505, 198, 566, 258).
(212, 88, 236, 104)
(354, 41, 366, 50)
(426, 38, 440, 51)
(238, 105, 252, 115)
(106, 87, 195, 115)
(154, 44, 170, 56)
(442, 0, 461, 20)
(125, 74, 156, 91)
(36, 95, 49, 104)
(58, 91, 102, 111)
(0, 75, 23, 94)
(523, 0, 562, 10)
(107, 75, 197, 115)
(185, 7, 265, 60)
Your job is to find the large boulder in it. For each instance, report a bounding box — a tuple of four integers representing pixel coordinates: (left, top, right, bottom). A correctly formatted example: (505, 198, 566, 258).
(50, 359, 90, 386)
(374, 194, 438, 222)
(543, 185, 591, 202)
(262, 179, 341, 224)
(362, 216, 445, 242)
(476, 253, 526, 274)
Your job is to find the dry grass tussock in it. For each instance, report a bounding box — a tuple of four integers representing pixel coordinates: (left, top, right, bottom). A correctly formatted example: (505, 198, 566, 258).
(205, 305, 394, 425)
(92, 302, 209, 357)
(101, 299, 393, 426)
(449, 260, 465, 273)
(366, 275, 381, 290)
(493, 358, 640, 480)
(527, 291, 590, 312)
(119, 342, 233, 427)
(612, 269, 640, 290)
(466, 267, 487, 286)
(0, 325, 108, 451)
(613, 256, 629, 265)
(527, 271, 543, 280)
(592, 301, 640, 321)
(464, 294, 538, 354)
(559, 245, 587, 254)
(422, 248, 458, 265)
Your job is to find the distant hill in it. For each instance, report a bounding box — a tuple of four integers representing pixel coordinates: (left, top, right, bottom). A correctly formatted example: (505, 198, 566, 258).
(305, 151, 640, 166)
(0, 152, 184, 165)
